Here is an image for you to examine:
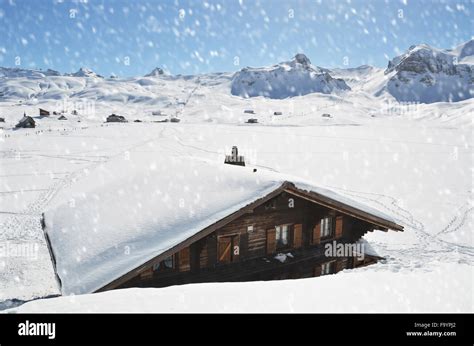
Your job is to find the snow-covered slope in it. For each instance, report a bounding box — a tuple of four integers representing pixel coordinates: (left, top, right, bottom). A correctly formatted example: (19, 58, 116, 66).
(231, 53, 350, 99)
(0, 67, 61, 79)
(376, 40, 474, 103)
(329, 65, 382, 89)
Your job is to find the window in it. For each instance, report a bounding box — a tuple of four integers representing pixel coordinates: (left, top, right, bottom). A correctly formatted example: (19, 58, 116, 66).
(321, 217, 334, 238)
(321, 261, 335, 276)
(275, 224, 289, 249)
(265, 199, 277, 210)
(152, 255, 174, 272)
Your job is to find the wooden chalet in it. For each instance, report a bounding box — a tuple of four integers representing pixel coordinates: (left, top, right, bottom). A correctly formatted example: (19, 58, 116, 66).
(106, 113, 127, 123)
(42, 156, 403, 295)
(39, 108, 50, 116)
(98, 182, 403, 292)
(15, 114, 35, 128)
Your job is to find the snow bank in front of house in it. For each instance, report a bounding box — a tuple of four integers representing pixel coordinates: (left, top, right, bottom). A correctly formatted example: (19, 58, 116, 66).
(8, 261, 471, 313)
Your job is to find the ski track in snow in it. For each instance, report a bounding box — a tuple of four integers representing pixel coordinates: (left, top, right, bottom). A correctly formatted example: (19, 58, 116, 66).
(0, 124, 174, 305)
(326, 186, 473, 269)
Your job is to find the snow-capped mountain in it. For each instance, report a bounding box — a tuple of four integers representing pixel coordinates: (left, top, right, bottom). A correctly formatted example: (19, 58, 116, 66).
(68, 67, 103, 78)
(144, 67, 167, 77)
(0, 43, 472, 105)
(231, 53, 350, 99)
(0, 67, 61, 78)
(378, 40, 473, 103)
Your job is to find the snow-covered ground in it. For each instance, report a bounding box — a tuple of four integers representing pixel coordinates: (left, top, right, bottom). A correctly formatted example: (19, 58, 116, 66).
(1, 102, 472, 311)
(0, 44, 472, 311)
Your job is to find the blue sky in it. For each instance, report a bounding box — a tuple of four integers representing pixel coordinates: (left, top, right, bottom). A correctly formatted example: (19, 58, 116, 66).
(0, 0, 472, 76)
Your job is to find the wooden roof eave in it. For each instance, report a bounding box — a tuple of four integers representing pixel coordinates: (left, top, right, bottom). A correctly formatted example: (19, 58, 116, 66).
(283, 184, 404, 232)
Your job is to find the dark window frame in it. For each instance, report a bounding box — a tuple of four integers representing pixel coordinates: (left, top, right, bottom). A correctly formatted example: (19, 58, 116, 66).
(321, 260, 336, 275)
(320, 216, 335, 239)
(275, 224, 292, 250)
(152, 255, 175, 272)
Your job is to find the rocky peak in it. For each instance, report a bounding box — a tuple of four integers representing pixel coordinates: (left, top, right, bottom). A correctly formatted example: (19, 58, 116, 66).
(294, 53, 311, 66)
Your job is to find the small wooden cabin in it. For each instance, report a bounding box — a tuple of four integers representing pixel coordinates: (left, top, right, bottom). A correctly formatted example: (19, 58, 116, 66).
(106, 114, 127, 123)
(39, 108, 50, 116)
(97, 182, 403, 292)
(15, 115, 35, 128)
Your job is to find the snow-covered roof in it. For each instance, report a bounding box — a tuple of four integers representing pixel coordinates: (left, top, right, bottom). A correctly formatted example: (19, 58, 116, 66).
(44, 153, 401, 295)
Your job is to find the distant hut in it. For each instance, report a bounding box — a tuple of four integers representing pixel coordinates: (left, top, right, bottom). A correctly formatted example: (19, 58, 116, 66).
(224, 146, 245, 167)
(246, 118, 258, 124)
(170, 118, 181, 123)
(322, 113, 332, 118)
(39, 108, 50, 116)
(273, 111, 282, 116)
(106, 114, 127, 123)
(15, 114, 36, 128)
(58, 115, 67, 120)
(133, 119, 142, 123)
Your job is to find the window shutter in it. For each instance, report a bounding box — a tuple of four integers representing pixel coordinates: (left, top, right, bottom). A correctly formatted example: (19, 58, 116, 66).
(335, 216, 343, 238)
(178, 247, 191, 272)
(217, 237, 232, 263)
(266, 228, 276, 254)
(293, 224, 302, 248)
(312, 222, 321, 245)
(313, 265, 322, 277)
(335, 259, 345, 273)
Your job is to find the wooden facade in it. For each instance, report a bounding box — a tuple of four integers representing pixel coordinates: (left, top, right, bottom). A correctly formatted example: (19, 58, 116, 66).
(101, 185, 403, 292)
